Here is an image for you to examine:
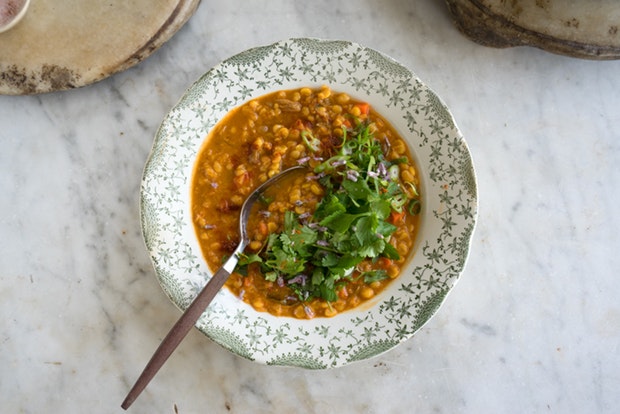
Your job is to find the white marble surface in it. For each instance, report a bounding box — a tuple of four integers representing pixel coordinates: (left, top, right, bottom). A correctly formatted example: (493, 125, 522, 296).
(1, 1, 619, 413)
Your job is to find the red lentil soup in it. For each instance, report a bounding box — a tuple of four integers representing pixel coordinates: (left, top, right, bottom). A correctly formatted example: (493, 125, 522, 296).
(191, 86, 420, 319)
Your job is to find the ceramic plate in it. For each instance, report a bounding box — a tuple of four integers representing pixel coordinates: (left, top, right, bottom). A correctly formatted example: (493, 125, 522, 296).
(446, 0, 620, 60)
(141, 38, 477, 368)
(0, 0, 200, 95)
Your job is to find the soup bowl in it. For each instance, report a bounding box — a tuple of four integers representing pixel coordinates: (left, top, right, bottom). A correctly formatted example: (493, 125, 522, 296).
(141, 38, 477, 368)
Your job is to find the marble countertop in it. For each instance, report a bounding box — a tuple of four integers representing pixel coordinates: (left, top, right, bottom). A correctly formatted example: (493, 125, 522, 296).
(2, 1, 619, 413)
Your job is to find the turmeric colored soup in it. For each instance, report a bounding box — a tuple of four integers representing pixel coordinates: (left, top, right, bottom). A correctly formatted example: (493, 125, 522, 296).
(191, 86, 420, 319)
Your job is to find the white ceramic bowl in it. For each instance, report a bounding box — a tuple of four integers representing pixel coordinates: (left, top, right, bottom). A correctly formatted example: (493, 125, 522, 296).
(141, 38, 478, 368)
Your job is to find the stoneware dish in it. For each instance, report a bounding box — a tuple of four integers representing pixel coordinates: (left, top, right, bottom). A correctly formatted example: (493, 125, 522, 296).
(446, 0, 620, 60)
(0, 0, 200, 95)
(141, 38, 478, 369)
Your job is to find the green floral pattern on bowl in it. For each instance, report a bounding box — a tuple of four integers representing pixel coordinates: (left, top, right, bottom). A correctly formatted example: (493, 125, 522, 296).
(141, 38, 478, 369)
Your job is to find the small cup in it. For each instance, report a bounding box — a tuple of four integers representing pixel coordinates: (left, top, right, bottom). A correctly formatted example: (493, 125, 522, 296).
(0, 0, 31, 34)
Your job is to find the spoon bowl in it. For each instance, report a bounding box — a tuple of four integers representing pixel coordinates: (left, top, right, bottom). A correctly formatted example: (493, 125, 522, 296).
(232, 165, 305, 272)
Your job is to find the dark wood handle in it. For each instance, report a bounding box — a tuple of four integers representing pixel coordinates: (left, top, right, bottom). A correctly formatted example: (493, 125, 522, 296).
(121, 265, 233, 410)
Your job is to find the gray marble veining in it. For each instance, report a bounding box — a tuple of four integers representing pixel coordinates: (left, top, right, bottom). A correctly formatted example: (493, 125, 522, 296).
(1, 0, 619, 413)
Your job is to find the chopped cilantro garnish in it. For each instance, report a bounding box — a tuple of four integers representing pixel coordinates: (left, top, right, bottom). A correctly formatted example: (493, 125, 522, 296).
(237, 120, 420, 303)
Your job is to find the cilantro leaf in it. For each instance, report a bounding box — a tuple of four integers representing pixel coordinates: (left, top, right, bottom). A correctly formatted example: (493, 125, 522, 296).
(382, 242, 401, 260)
(354, 215, 377, 246)
(321, 212, 360, 233)
(319, 279, 338, 302)
(311, 268, 325, 286)
(265, 238, 306, 275)
(376, 220, 397, 237)
(315, 193, 346, 220)
(336, 254, 363, 271)
(357, 238, 385, 258)
(370, 199, 392, 220)
(320, 252, 340, 267)
(289, 226, 317, 257)
(342, 177, 373, 200)
(362, 269, 389, 283)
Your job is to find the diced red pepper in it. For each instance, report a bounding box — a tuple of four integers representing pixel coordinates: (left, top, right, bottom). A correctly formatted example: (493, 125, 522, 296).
(377, 257, 393, 269)
(389, 210, 405, 224)
(355, 103, 370, 115)
(243, 274, 253, 287)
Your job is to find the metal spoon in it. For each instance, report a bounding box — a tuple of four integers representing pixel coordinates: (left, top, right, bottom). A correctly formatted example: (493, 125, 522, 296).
(122, 165, 305, 410)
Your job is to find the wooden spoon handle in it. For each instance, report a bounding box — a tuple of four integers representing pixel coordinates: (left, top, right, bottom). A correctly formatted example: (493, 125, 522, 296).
(121, 265, 233, 410)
